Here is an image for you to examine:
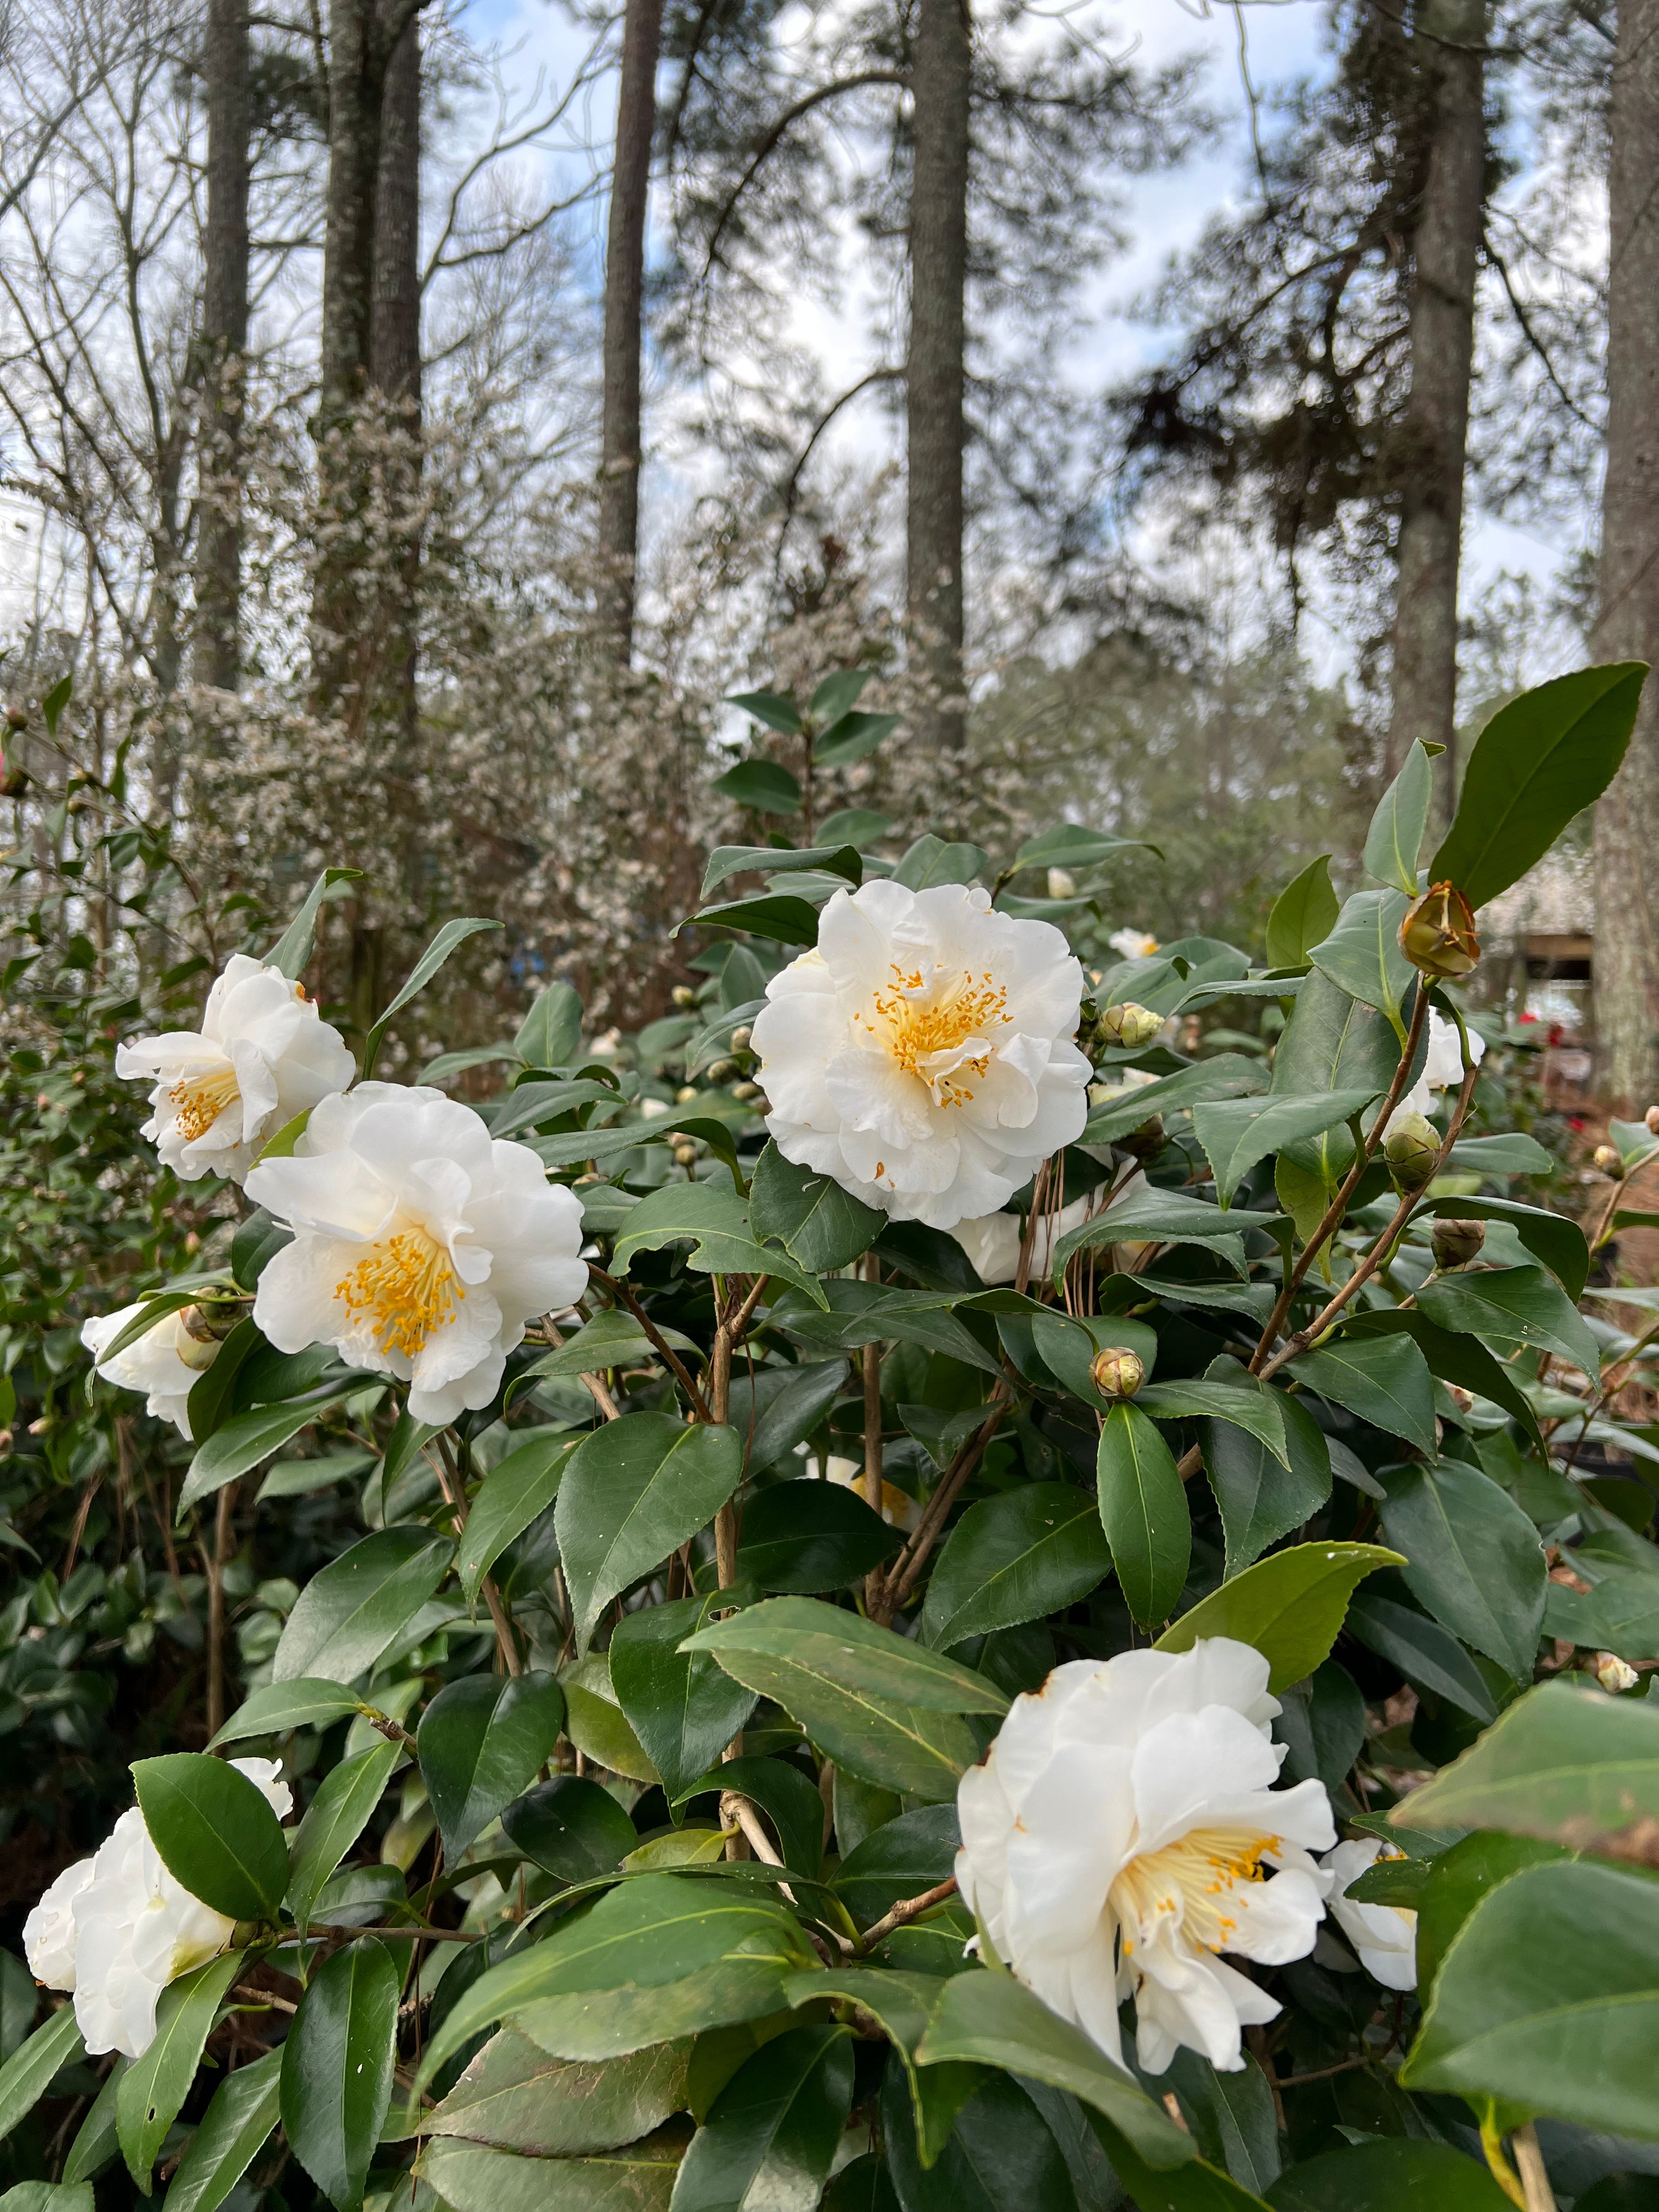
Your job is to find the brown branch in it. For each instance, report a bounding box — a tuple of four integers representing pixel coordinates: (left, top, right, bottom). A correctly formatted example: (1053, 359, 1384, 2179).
(872, 1392, 1011, 1621)
(427, 1442, 522, 1676)
(855, 1876, 957, 1953)
(587, 1264, 713, 1418)
(699, 71, 909, 277)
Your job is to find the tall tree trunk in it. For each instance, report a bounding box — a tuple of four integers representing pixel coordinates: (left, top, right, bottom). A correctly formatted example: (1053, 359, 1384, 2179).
(597, 0, 663, 657)
(195, 0, 251, 691)
(1594, 0, 1659, 1108)
(905, 0, 970, 757)
(372, 7, 421, 741)
(1386, 0, 1486, 792)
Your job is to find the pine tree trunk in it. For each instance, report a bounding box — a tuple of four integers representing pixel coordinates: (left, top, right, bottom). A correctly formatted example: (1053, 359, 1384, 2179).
(905, 0, 970, 756)
(372, 6, 421, 741)
(195, 0, 250, 691)
(1594, 0, 1659, 1108)
(597, 0, 663, 657)
(1387, 0, 1486, 793)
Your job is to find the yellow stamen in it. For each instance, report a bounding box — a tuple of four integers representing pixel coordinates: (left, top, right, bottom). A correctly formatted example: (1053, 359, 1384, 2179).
(335, 1225, 463, 1361)
(866, 963, 1010, 1106)
(168, 1065, 241, 1143)
(1109, 1825, 1280, 1955)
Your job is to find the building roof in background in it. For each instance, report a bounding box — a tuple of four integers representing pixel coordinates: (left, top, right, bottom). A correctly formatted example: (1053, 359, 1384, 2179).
(1482, 849, 1595, 943)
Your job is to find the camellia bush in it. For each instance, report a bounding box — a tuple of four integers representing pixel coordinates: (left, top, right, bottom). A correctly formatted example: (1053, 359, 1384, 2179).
(7, 659, 1659, 2212)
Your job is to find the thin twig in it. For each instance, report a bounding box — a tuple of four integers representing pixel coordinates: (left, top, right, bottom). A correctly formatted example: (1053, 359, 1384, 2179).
(855, 1876, 958, 1953)
(588, 1264, 712, 1418)
(427, 1442, 522, 1676)
(873, 1392, 1011, 1620)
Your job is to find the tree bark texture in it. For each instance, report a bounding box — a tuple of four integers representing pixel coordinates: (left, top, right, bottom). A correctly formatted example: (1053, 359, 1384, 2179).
(905, 0, 970, 756)
(1387, 0, 1486, 789)
(1594, 0, 1659, 1107)
(195, 0, 251, 691)
(597, 0, 663, 657)
(372, 8, 422, 743)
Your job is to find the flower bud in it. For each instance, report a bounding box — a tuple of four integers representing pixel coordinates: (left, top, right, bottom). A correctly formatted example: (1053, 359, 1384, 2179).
(672, 1140, 698, 1168)
(729, 1025, 753, 1053)
(1091, 1347, 1144, 1399)
(1097, 1002, 1163, 1050)
(1047, 866, 1077, 900)
(1593, 1651, 1639, 1695)
(1399, 880, 1480, 978)
(671, 985, 697, 1008)
(5, 705, 26, 731)
(1384, 1111, 1441, 1190)
(1594, 1144, 1621, 1175)
(675, 1085, 699, 1104)
(704, 1058, 737, 1083)
(1430, 1217, 1485, 1269)
(732, 1080, 762, 1101)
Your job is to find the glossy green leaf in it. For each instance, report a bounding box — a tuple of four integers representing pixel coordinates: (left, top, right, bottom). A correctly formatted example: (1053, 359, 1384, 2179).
(1378, 1460, 1545, 1680)
(1264, 855, 1339, 969)
(1274, 1661, 1366, 1796)
(701, 844, 861, 901)
(1203, 1390, 1332, 1578)
(609, 1595, 759, 1801)
(694, 892, 822, 944)
(832, 1805, 960, 1925)
(1269, 969, 1403, 1184)
(1156, 1542, 1404, 1691)
(611, 1181, 827, 1305)
(501, 1775, 637, 1881)
(728, 687, 803, 734)
(425, 2028, 689, 2153)
(0, 2185, 94, 2212)
(1097, 1404, 1191, 1628)
(0, 2003, 83, 2142)
(1409, 1195, 1590, 1301)
(1429, 662, 1647, 909)
(748, 1141, 884, 1272)
(561, 1652, 659, 1783)
(264, 868, 363, 979)
(179, 1378, 364, 1515)
(281, 1937, 400, 2211)
(1135, 1377, 1290, 1467)
(734, 1481, 897, 1593)
(419, 1673, 565, 1859)
(1402, 1858, 1659, 2133)
(273, 1528, 454, 1685)
(1343, 1309, 1545, 1454)
(725, 1359, 849, 1474)
(1307, 889, 1417, 1040)
(817, 710, 900, 767)
(923, 1484, 1111, 1649)
(1417, 1265, 1601, 1379)
(1166, 2050, 1280, 2195)
(556, 1415, 743, 1653)
(419, 2132, 686, 2212)
(456, 1434, 576, 1602)
(362, 917, 502, 1079)
(1414, 1831, 1573, 1997)
(672, 2024, 853, 2212)
(159, 2045, 281, 2212)
(883, 2064, 1082, 2211)
(513, 980, 584, 1069)
(675, 1754, 823, 1877)
(132, 1755, 289, 1920)
(1192, 1091, 1377, 1207)
(1078, 1057, 1266, 1150)
(1363, 742, 1437, 895)
(208, 1677, 362, 1748)
(1014, 822, 1154, 872)
(117, 1951, 245, 2191)
(285, 1741, 403, 1936)
(1265, 2140, 1512, 2210)
(891, 835, 989, 890)
(62, 2055, 127, 2183)
(1032, 1312, 1164, 1406)
(1346, 1589, 1497, 1721)
(1291, 1334, 1437, 1456)
(1548, 1564, 1659, 1662)
(714, 759, 802, 814)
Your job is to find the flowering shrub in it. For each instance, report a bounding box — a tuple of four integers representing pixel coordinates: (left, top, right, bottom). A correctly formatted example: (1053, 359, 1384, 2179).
(4, 661, 1659, 2210)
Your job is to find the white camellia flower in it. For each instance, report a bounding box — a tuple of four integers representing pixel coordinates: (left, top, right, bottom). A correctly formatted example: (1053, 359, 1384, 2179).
(1383, 1010, 1483, 1132)
(949, 1193, 1098, 1286)
(24, 1758, 292, 2058)
(1319, 1838, 1418, 1990)
(1108, 927, 1160, 960)
(117, 955, 356, 1184)
(955, 1638, 1335, 2074)
(244, 1083, 588, 1425)
(81, 1304, 222, 1439)
(751, 881, 1091, 1231)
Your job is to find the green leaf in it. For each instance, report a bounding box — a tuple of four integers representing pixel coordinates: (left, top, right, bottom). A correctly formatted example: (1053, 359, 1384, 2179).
(528, 1309, 696, 1379)
(180, 1380, 365, 1515)
(560, 1652, 659, 1783)
(264, 868, 363, 979)
(676, 1755, 824, 1878)
(281, 1938, 399, 2212)
(1346, 1590, 1497, 1722)
(1274, 1662, 1366, 1796)
(1270, 970, 1403, 1185)
(1013, 823, 1155, 872)
(1290, 1334, 1437, 1456)
(1414, 1831, 1573, 1998)
(1155, 1542, 1404, 1692)
(1203, 1390, 1332, 1578)
(700, 845, 862, 901)
(1051, 1188, 1252, 1279)
(832, 1807, 960, 1925)
(285, 1741, 403, 1937)
(1307, 890, 1417, 1040)
(0, 2188, 94, 2212)
(694, 893, 822, 945)
(419, 2132, 685, 2211)
(514, 981, 583, 1070)
(1409, 1196, 1590, 1300)
(913, 1972, 1194, 2170)
(1031, 1311, 1162, 1406)
(117, 1951, 245, 2192)
(1098, 1403, 1191, 1628)
(1165, 2050, 1280, 2196)
(209, 1677, 362, 1748)
(418, 1674, 565, 1860)
(1265, 855, 1340, 969)
(456, 1433, 576, 1603)
(923, 1484, 1111, 1649)
(609, 1595, 759, 1801)
(419, 1043, 524, 1085)
(1363, 742, 1437, 895)
(0, 2004, 83, 2142)
(1402, 1858, 1659, 2132)
(1135, 1377, 1290, 1467)
(1378, 1461, 1545, 1681)
(1079, 1055, 1267, 1149)
(816, 710, 901, 768)
(1390, 1678, 1659, 1854)
(883, 2064, 1086, 2212)
(680, 1597, 997, 1799)
(734, 1481, 898, 1593)
(673, 2024, 853, 2212)
(1342, 1309, 1545, 1453)
(160, 2044, 282, 2212)
(1265, 2141, 1513, 2210)
(63, 2055, 127, 2183)
(555, 1415, 743, 1653)
(727, 687, 803, 735)
(891, 836, 990, 890)
(1417, 1265, 1601, 1379)
(41, 672, 72, 735)
(612, 1181, 828, 1306)
(1547, 1563, 1659, 1662)
(811, 669, 874, 723)
(501, 1775, 638, 1882)
(1192, 1091, 1378, 1207)
(132, 1755, 289, 1920)
(231, 1212, 292, 1291)
(1429, 662, 1648, 909)
(714, 759, 803, 814)
(273, 1528, 454, 1685)
(1446, 1130, 1555, 1176)
(362, 918, 502, 1079)
(748, 1142, 884, 1272)
(425, 2028, 689, 2154)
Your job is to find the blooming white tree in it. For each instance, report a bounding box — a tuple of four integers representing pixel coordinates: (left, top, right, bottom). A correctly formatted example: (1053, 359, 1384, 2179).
(1320, 1838, 1419, 1990)
(80, 1305, 223, 1438)
(244, 1085, 588, 1424)
(23, 1759, 292, 2058)
(955, 1638, 1336, 2073)
(752, 881, 1090, 1229)
(118, 956, 357, 1184)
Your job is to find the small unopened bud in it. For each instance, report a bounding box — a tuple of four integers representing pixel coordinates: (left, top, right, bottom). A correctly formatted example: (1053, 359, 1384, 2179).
(671, 985, 697, 1008)
(1399, 879, 1480, 978)
(1118, 1114, 1166, 1161)
(1047, 866, 1077, 900)
(731, 1080, 761, 1101)
(1431, 1217, 1486, 1269)
(176, 1310, 224, 1373)
(705, 1058, 737, 1082)
(676, 1085, 699, 1104)
(1445, 1384, 1474, 1416)
(729, 1025, 753, 1053)
(1097, 1001, 1163, 1050)
(672, 1141, 698, 1168)
(5, 705, 26, 731)
(1091, 1347, 1144, 1399)
(1593, 1651, 1639, 1695)
(1594, 1144, 1622, 1175)
(1384, 1111, 1441, 1191)
(1646, 1104, 1659, 1135)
